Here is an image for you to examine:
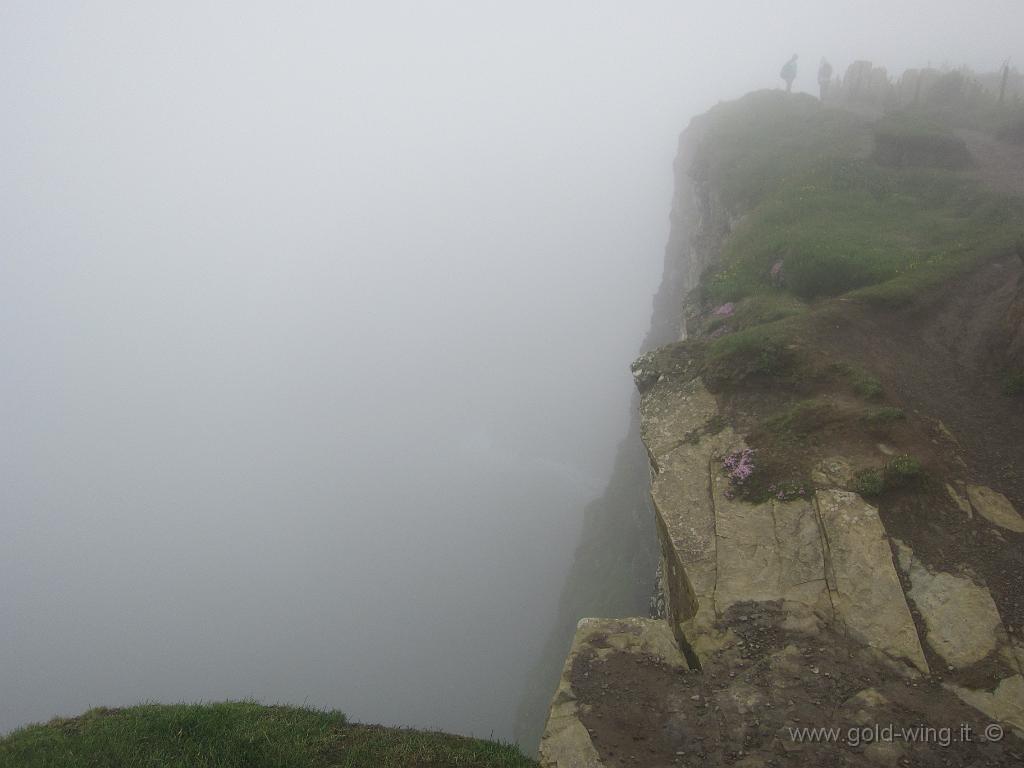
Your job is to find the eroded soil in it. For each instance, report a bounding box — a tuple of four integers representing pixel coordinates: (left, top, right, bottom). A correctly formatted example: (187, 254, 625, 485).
(806, 254, 1024, 632)
(571, 603, 1024, 768)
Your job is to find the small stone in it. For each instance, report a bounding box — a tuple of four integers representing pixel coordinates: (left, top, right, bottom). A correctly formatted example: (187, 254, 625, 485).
(966, 485, 1024, 533)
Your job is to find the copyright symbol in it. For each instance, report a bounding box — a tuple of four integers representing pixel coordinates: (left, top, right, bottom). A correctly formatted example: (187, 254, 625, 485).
(984, 723, 1004, 742)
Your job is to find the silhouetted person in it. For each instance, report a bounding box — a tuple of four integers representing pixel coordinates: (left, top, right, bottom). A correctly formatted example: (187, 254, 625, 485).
(780, 54, 798, 92)
(818, 58, 833, 100)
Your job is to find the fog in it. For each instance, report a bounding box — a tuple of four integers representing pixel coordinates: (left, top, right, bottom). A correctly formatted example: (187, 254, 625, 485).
(2, 0, 1018, 748)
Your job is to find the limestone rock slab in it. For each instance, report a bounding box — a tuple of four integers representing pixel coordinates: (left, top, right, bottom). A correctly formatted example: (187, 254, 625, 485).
(966, 485, 1024, 533)
(712, 478, 830, 617)
(652, 444, 718, 567)
(893, 540, 1004, 668)
(815, 489, 929, 673)
(639, 377, 720, 464)
(948, 675, 1024, 738)
(642, 377, 734, 648)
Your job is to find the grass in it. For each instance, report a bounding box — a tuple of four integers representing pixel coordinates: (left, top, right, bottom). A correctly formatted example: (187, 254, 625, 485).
(684, 90, 1016, 510)
(873, 112, 957, 142)
(851, 455, 923, 498)
(682, 94, 1024, 425)
(764, 399, 844, 439)
(871, 112, 973, 169)
(853, 468, 886, 497)
(692, 91, 1023, 308)
(828, 362, 883, 400)
(701, 319, 803, 389)
(706, 158, 1022, 304)
(692, 91, 868, 213)
(0, 703, 537, 768)
(704, 294, 808, 336)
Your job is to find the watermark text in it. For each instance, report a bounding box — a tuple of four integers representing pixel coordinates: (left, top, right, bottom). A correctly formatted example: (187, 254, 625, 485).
(786, 722, 1004, 747)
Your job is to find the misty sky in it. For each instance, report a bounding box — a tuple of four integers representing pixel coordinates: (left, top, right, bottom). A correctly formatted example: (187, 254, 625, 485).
(2, 0, 1020, 748)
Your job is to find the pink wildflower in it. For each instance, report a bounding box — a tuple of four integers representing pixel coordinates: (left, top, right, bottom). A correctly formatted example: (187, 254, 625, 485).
(723, 448, 756, 484)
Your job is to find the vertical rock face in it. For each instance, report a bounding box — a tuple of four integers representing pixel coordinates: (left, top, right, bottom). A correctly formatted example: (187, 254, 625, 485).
(644, 114, 734, 347)
(538, 95, 1024, 766)
(514, 107, 716, 752)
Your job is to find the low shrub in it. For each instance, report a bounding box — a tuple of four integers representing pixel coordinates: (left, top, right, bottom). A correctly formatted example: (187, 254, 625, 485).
(886, 453, 922, 478)
(853, 468, 886, 497)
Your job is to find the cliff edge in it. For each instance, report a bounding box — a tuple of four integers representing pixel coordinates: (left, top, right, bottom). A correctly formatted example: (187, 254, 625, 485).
(541, 76, 1024, 767)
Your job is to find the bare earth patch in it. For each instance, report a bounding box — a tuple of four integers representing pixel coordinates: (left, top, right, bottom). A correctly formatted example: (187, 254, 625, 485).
(571, 603, 1024, 767)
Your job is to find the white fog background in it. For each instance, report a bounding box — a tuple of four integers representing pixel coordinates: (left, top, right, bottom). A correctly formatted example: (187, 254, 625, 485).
(2, 0, 1019, 747)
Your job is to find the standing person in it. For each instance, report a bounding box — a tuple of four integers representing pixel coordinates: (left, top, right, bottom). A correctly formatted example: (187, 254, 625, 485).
(818, 58, 833, 101)
(780, 54, 799, 93)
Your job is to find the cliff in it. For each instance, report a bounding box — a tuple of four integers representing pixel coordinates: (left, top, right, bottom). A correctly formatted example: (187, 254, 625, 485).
(539, 84, 1024, 767)
(512, 99, 731, 751)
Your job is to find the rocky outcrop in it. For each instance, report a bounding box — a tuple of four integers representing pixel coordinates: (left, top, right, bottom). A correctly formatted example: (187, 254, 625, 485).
(538, 94, 1024, 766)
(895, 540, 1024, 734)
(541, 597, 1023, 767)
(633, 373, 928, 675)
(540, 618, 689, 768)
(540, 369, 1024, 765)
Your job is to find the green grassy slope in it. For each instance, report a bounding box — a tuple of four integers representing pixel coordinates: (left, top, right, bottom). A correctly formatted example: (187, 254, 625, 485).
(695, 91, 1022, 309)
(0, 702, 537, 768)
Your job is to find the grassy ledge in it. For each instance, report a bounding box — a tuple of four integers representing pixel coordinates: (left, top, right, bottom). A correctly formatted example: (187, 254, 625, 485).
(695, 92, 1022, 308)
(0, 702, 538, 768)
